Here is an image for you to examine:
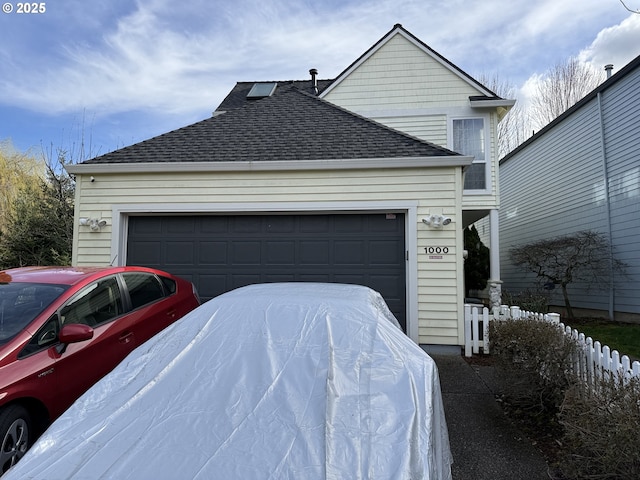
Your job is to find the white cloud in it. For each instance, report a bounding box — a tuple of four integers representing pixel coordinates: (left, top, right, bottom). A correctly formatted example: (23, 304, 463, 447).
(0, 0, 635, 123)
(515, 12, 640, 119)
(578, 13, 640, 74)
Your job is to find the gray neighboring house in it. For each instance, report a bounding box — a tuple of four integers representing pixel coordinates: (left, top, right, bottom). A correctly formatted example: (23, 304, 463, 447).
(499, 54, 640, 321)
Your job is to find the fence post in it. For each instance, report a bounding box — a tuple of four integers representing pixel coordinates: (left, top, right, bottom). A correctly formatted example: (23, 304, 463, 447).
(547, 312, 561, 324)
(483, 307, 490, 354)
(585, 337, 594, 386)
(464, 304, 472, 357)
(472, 307, 480, 355)
(594, 341, 603, 381)
(611, 350, 621, 380)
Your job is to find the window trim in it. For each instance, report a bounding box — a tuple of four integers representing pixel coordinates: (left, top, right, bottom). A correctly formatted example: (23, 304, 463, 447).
(449, 115, 491, 194)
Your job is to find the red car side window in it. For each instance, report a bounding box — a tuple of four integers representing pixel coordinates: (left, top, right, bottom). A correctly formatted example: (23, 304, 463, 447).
(61, 278, 123, 327)
(122, 273, 165, 310)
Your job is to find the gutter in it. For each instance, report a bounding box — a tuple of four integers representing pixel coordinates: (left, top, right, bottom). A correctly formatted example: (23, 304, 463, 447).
(66, 156, 474, 175)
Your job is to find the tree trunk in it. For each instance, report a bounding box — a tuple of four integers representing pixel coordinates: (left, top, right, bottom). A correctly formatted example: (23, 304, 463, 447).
(561, 284, 574, 319)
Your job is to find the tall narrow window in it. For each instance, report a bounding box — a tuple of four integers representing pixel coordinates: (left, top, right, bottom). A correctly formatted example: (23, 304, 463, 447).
(453, 118, 486, 190)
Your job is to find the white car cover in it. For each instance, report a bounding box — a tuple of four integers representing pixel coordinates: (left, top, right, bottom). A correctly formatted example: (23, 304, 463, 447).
(6, 283, 452, 479)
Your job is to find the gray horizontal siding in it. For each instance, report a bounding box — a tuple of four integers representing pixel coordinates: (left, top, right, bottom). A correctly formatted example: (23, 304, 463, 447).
(499, 65, 640, 316)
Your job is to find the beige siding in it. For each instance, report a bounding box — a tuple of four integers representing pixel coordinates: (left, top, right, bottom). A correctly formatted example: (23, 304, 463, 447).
(372, 114, 448, 148)
(324, 34, 481, 111)
(323, 32, 500, 211)
(74, 166, 464, 346)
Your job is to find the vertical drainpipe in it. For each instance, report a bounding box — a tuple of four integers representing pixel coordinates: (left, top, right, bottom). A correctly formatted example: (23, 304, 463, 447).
(597, 90, 615, 320)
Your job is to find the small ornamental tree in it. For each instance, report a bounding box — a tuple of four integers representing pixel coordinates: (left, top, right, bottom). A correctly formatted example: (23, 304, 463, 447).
(509, 230, 626, 319)
(464, 225, 490, 297)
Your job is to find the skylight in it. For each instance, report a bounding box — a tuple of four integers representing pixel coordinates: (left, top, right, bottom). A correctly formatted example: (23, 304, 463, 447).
(247, 82, 277, 99)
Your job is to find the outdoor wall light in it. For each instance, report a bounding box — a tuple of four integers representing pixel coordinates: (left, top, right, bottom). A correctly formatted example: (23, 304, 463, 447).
(79, 217, 107, 231)
(422, 215, 452, 228)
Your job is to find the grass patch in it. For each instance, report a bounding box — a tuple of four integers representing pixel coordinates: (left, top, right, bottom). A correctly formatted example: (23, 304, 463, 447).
(565, 317, 640, 361)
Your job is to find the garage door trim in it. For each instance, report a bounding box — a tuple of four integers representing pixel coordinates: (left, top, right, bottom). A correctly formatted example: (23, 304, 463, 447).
(111, 201, 419, 343)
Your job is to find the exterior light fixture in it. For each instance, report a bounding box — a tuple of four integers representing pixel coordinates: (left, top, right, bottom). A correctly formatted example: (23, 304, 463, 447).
(79, 218, 107, 231)
(422, 215, 452, 228)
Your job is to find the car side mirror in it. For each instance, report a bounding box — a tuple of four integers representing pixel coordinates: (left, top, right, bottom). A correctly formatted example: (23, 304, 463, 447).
(56, 324, 94, 354)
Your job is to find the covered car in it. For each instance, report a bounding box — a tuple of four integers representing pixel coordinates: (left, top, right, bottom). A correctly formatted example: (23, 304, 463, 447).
(5, 283, 452, 479)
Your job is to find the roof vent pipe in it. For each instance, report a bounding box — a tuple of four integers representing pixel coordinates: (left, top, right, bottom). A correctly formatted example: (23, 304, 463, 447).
(309, 68, 318, 95)
(604, 64, 614, 79)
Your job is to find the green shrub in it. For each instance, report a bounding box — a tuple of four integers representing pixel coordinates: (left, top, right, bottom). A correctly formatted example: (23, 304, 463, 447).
(558, 376, 640, 479)
(489, 317, 578, 416)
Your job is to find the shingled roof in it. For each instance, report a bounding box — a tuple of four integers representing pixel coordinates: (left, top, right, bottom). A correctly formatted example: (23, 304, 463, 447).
(81, 85, 461, 166)
(215, 79, 334, 112)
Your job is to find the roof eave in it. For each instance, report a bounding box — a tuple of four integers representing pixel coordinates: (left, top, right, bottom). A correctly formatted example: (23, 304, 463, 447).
(469, 98, 516, 109)
(66, 156, 474, 175)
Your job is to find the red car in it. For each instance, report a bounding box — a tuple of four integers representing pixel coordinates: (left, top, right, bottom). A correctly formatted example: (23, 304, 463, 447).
(0, 266, 200, 473)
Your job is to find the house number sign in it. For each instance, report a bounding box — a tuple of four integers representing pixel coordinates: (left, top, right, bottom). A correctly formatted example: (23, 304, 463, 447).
(425, 246, 449, 260)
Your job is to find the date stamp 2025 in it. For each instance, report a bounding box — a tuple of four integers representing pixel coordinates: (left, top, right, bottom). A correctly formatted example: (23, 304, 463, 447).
(3, 2, 47, 14)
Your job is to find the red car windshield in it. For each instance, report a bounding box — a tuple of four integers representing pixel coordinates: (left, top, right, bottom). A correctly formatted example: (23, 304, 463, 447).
(0, 282, 69, 344)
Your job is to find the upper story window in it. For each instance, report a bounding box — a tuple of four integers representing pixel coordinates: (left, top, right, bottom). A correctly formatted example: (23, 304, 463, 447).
(452, 118, 487, 191)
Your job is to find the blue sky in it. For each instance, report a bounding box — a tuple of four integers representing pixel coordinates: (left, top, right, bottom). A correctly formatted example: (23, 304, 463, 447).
(1, 0, 639, 160)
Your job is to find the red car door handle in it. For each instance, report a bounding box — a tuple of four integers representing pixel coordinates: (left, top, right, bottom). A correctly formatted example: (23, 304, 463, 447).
(119, 332, 134, 344)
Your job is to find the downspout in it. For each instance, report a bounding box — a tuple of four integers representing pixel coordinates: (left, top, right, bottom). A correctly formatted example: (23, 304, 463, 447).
(597, 91, 615, 320)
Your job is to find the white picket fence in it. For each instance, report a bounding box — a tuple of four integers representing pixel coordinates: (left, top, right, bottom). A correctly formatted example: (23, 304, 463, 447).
(464, 304, 640, 383)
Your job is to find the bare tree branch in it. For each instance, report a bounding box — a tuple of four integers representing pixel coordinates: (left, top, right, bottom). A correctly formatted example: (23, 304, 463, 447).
(530, 57, 605, 131)
(476, 72, 533, 159)
(620, 0, 640, 14)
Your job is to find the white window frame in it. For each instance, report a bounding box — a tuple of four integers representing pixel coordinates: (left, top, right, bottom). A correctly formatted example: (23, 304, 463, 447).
(449, 115, 491, 194)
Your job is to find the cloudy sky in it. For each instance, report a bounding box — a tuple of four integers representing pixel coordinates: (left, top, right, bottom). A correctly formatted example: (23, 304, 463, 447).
(1, 0, 639, 158)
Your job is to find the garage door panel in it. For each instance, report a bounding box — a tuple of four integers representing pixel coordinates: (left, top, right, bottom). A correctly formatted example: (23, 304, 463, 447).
(231, 274, 262, 290)
(263, 273, 297, 283)
(334, 241, 365, 265)
(299, 215, 330, 233)
(127, 213, 406, 330)
(130, 216, 163, 234)
(369, 214, 401, 232)
(165, 241, 195, 264)
(369, 240, 403, 265)
(299, 241, 330, 265)
(265, 241, 295, 264)
(334, 215, 364, 233)
(128, 241, 162, 265)
(368, 274, 404, 298)
(333, 273, 366, 285)
(201, 217, 228, 233)
(265, 216, 295, 233)
(199, 241, 228, 264)
(198, 274, 228, 299)
(298, 273, 331, 282)
(166, 217, 197, 234)
(232, 242, 261, 263)
(233, 217, 261, 233)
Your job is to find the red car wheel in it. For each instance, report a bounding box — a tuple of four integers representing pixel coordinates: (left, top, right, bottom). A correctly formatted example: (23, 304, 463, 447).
(0, 405, 31, 474)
